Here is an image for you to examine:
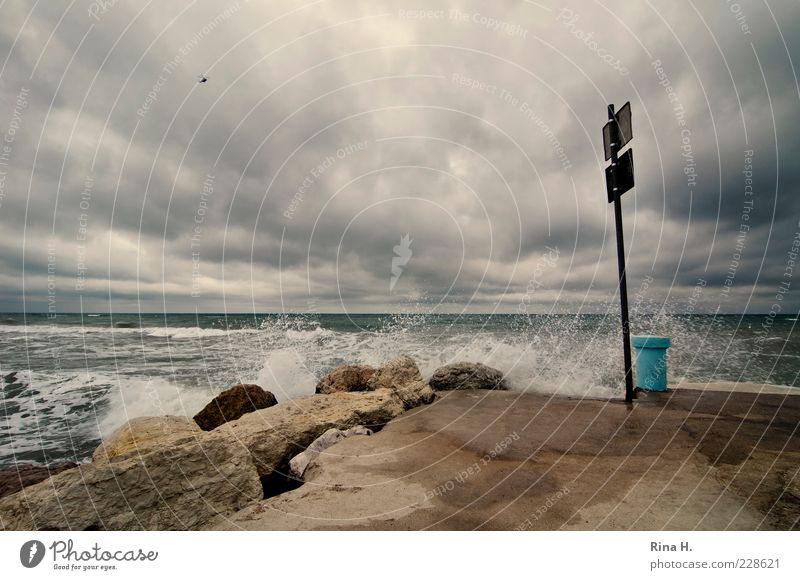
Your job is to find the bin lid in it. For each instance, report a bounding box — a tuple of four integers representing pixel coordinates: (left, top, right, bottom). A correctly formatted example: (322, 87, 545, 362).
(631, 335, 671, 348)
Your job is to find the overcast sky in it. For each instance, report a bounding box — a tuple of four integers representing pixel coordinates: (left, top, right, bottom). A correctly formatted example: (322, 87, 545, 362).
(0, 0, 798, 314)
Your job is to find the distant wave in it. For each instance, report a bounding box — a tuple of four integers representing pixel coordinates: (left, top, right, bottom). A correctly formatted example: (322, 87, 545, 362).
(141, 327, 260, 339)
(0, 325, 260, 337)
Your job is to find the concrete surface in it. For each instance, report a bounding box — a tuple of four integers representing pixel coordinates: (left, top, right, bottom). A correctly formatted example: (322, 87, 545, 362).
(207, 387, 800, 531)
(676, 381, 799, 395)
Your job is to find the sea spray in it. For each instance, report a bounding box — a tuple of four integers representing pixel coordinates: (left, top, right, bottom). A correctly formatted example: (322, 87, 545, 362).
(1, 312, 797, 467)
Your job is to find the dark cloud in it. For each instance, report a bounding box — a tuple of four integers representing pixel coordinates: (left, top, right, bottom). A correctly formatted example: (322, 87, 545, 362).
(0, 0, 798, 314)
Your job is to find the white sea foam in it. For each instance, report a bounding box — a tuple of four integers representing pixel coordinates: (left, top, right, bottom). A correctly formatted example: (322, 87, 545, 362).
(0, 370, 213, 464)
(141, 327, 258, 339)
(249, 325, 623, 399)
(97, 376, 213, 439)
(255, 349, 317, 402)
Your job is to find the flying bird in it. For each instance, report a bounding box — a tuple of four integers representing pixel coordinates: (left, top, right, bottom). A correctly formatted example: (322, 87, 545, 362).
(197, 74, 208, 83)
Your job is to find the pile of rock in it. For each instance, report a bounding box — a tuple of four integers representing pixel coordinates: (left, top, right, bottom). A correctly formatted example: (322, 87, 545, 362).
(0, 357, 507, 530)
(314, 355, 436, 408)
(0, 356, 439, 530)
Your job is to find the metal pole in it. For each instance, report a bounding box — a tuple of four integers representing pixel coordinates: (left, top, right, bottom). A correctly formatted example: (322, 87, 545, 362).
(608, 104, 634, 403)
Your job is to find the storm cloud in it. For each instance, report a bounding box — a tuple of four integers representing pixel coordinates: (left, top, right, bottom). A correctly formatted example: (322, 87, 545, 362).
(0, 0, 798, 315)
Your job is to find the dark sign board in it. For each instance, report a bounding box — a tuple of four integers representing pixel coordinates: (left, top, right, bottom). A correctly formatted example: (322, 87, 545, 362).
(605, 148, 634, 202)
(603, 101, 632, 161)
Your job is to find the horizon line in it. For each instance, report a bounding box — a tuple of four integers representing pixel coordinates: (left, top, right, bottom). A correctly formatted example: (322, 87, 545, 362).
(1, 311, 792, 317)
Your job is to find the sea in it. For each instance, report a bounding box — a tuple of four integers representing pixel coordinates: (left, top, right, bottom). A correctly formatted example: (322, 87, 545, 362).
(0, 312, 797, 467)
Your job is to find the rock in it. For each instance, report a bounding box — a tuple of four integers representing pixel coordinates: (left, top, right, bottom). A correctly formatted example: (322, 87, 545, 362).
(429, 362, 507, 391)
(315, 357, 434, 408)
(193, 384, 278, 431)
(315, 365, 376, 394)
(0, 462, 77, 500)
(206, 384, 431, 491)
(391, 379, 436, 409)
(93, 416, 201, 463)
(368, 355, 423, 390)
(368, 355, 434, 408)
(288, 426, 372, 479)
(0, 426, 261, 530)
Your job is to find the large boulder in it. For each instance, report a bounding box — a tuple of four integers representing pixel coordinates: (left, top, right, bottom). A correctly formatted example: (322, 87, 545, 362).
(93, 416, 201, 462)
(315, 365, 376, 394)
(392, 380, 436, 409)
(206, 376, 435, 495)
(368, 355, 423, 390)
(0, 462, 77, 500)
(193, 384, 277, 431)
(207, 390, 404, 485)
(288, 426, 372, 480)
(368, 355, 434, 408)
(316, 357, 434, 408)
(429, 362, 507, 391)
(0, 425, 261, 531)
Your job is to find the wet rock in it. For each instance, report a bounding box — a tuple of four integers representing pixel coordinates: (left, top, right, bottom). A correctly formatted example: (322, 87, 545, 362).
(315, 357, 434, 408)
(315, 365, 376, 394)
(429, 362, 507, 391)
(368, 355, 423, 391)
(0, 462, 78, 500)
(93, 416, 201, 462)
(288, 426, 372, 480)
(207, 389, 406, 487)
(193, 384, 278, 431)
(0, 428, 261, 530)
(368, 355, 434, 408)
(391, 379, 436, 409)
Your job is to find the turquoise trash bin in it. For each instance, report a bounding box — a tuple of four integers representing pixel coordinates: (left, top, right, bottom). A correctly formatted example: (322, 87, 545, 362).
(631, 335, 671, 391)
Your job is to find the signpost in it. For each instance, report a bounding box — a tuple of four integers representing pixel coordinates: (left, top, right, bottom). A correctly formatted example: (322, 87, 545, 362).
(606, 149, 634, 203)
(603, 102, 635, 403)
